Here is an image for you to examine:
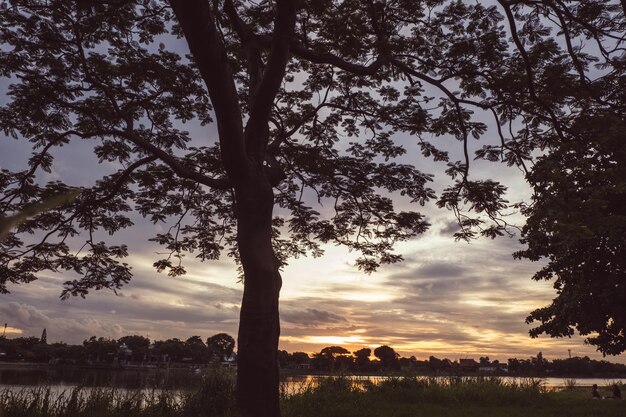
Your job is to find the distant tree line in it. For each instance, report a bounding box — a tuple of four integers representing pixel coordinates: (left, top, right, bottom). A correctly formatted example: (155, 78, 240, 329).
(281, 346, 626, 377)
(0, 333, 235, 366)
(1, 334, 625, 377)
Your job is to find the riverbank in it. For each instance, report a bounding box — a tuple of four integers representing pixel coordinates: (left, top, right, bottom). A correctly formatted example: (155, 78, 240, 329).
(1, 373, 624, 417)
(2, 364, 626, 395)
(3, 361, 626, 381)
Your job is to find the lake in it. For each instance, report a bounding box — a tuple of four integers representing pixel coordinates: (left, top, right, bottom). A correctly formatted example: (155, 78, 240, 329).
(1, 364, 625, 396)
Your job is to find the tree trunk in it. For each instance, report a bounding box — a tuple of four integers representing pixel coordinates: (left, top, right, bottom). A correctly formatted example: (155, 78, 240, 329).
(234, 173, 282, 417)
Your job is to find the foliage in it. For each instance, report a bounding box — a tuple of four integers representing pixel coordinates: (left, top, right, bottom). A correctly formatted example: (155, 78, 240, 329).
(3, 333, 626, 377)
(184, 336, 208, 363)
(1, 0, 626, 412)
(2, 0, 606, 291)
(119, 335, 151, 361)
(0, 369, 235, 417)
(353, 347, 372, 370)
(515, 111, 626, 355)
(1, 383, 624, 417)
(181, 367, 235, 417)
(373, 345, 399, 370)
(205, 333, 235, 361)
(282, 376, 624, 417)
(83, 337, 119, 363)
(0, 332, 233, 365)
(318, 346, 349, 358)
(290, 352, 310, 365)
(0, 190, 79, 241)
(9, 376, 626, 417)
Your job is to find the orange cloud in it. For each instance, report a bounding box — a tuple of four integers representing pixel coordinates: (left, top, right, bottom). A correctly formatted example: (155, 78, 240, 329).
(2, 325, 23, 335)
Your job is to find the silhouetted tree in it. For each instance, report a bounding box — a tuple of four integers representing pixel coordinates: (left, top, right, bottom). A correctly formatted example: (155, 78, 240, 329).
(118, 335, 151, 361)
(428, 356, 444, 372)
(206, 333, 235, 361)
(334, 354, 355, 371)
(516, 112, 626, 355)
(320, 346, 350, 357)
(353, 348, 372, 371)
(185, 335, 208, 363)
(26, 343, 56, 363)
(56, 343, 87, 364)
(290, 352, 310, 366)
(398, 355, 417, 370)
(312, 346, 350, 371)
(374, 345, 399, 370)
(277, 349, 290, 368)
(2, 1, 625, 415)
(152, 338, 186, 363)
(83, 336, 118, 363)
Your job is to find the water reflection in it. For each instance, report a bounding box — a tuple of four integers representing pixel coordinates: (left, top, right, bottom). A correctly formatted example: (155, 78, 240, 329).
(280, 375, 626, 395)
(1, 365, 625, 395)
(0, 365, 203, 390)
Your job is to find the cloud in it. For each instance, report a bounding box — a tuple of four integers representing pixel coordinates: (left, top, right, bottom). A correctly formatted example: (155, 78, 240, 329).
(281, 308, 347, 326)
(0, 302, 126, 342)
(2, 270, 243, 344)
(439, 220, 461, 236)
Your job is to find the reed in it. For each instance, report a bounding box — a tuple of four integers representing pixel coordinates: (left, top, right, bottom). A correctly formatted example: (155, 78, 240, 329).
(1, 373, 624, 417)
(563, 378, 578, 389)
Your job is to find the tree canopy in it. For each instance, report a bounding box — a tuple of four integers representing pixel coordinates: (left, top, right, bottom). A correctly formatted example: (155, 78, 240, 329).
(1, 0, 626, 415)
(516, 111, 626, 355)
(206, 333, 236, 360)
(1, 0, 559, 294)
(374, 345, 399, 369)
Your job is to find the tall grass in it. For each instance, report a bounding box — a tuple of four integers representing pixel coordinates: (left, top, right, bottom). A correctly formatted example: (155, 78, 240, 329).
(281, 375, 545, 406)
(563, 378, 578, 389)
(2, 373, 624, 417)
(366, 375, 546, 404)
(280, 375, 550, 417)
(0, 367, 235, 417)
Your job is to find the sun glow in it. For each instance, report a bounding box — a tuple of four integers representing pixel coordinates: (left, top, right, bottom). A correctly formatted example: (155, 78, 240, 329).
(285, 335, 367, 345)
(459, 298, 543, 313)
(339, 292, 395, 302)
(2, 326, 23, 335)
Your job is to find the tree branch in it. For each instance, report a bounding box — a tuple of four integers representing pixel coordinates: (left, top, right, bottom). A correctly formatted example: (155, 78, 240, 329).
(109, 129, 231, 190)
(390, 58, 470, 183)
(223, 0, 263, 100)
(5, 155, 157, 260)
(289, 42, 387, 76)
(244, 0, 297, 163)
(496, 0, 566, 141)
(169, 0, 248, 181)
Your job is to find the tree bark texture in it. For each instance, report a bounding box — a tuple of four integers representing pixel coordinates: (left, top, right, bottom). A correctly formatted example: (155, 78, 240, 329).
(234, 173, 282, 417)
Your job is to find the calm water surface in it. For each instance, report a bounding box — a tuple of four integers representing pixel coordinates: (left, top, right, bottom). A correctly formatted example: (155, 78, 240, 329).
(1, 365, 625, 396)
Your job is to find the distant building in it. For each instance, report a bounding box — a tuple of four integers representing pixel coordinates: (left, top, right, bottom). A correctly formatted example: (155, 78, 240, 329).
(221, 352, 237, 368)
(478, 364, 508, 374)
(459, 358, 479, 371)
(442, 359, 454, 368)
(40, 328, 47, 344)
(118, 343, 132, 357)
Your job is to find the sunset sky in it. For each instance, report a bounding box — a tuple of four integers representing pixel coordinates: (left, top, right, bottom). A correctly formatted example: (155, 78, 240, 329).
(1, 9, 623, 365)
(2, 126, 621, 364)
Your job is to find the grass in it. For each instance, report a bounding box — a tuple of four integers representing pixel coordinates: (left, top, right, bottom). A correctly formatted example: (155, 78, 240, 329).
(0, 368, 235, 417)
(563, 378, 578, 390)
(283, 376, 626, 417)
(1, 373, 624, 417)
